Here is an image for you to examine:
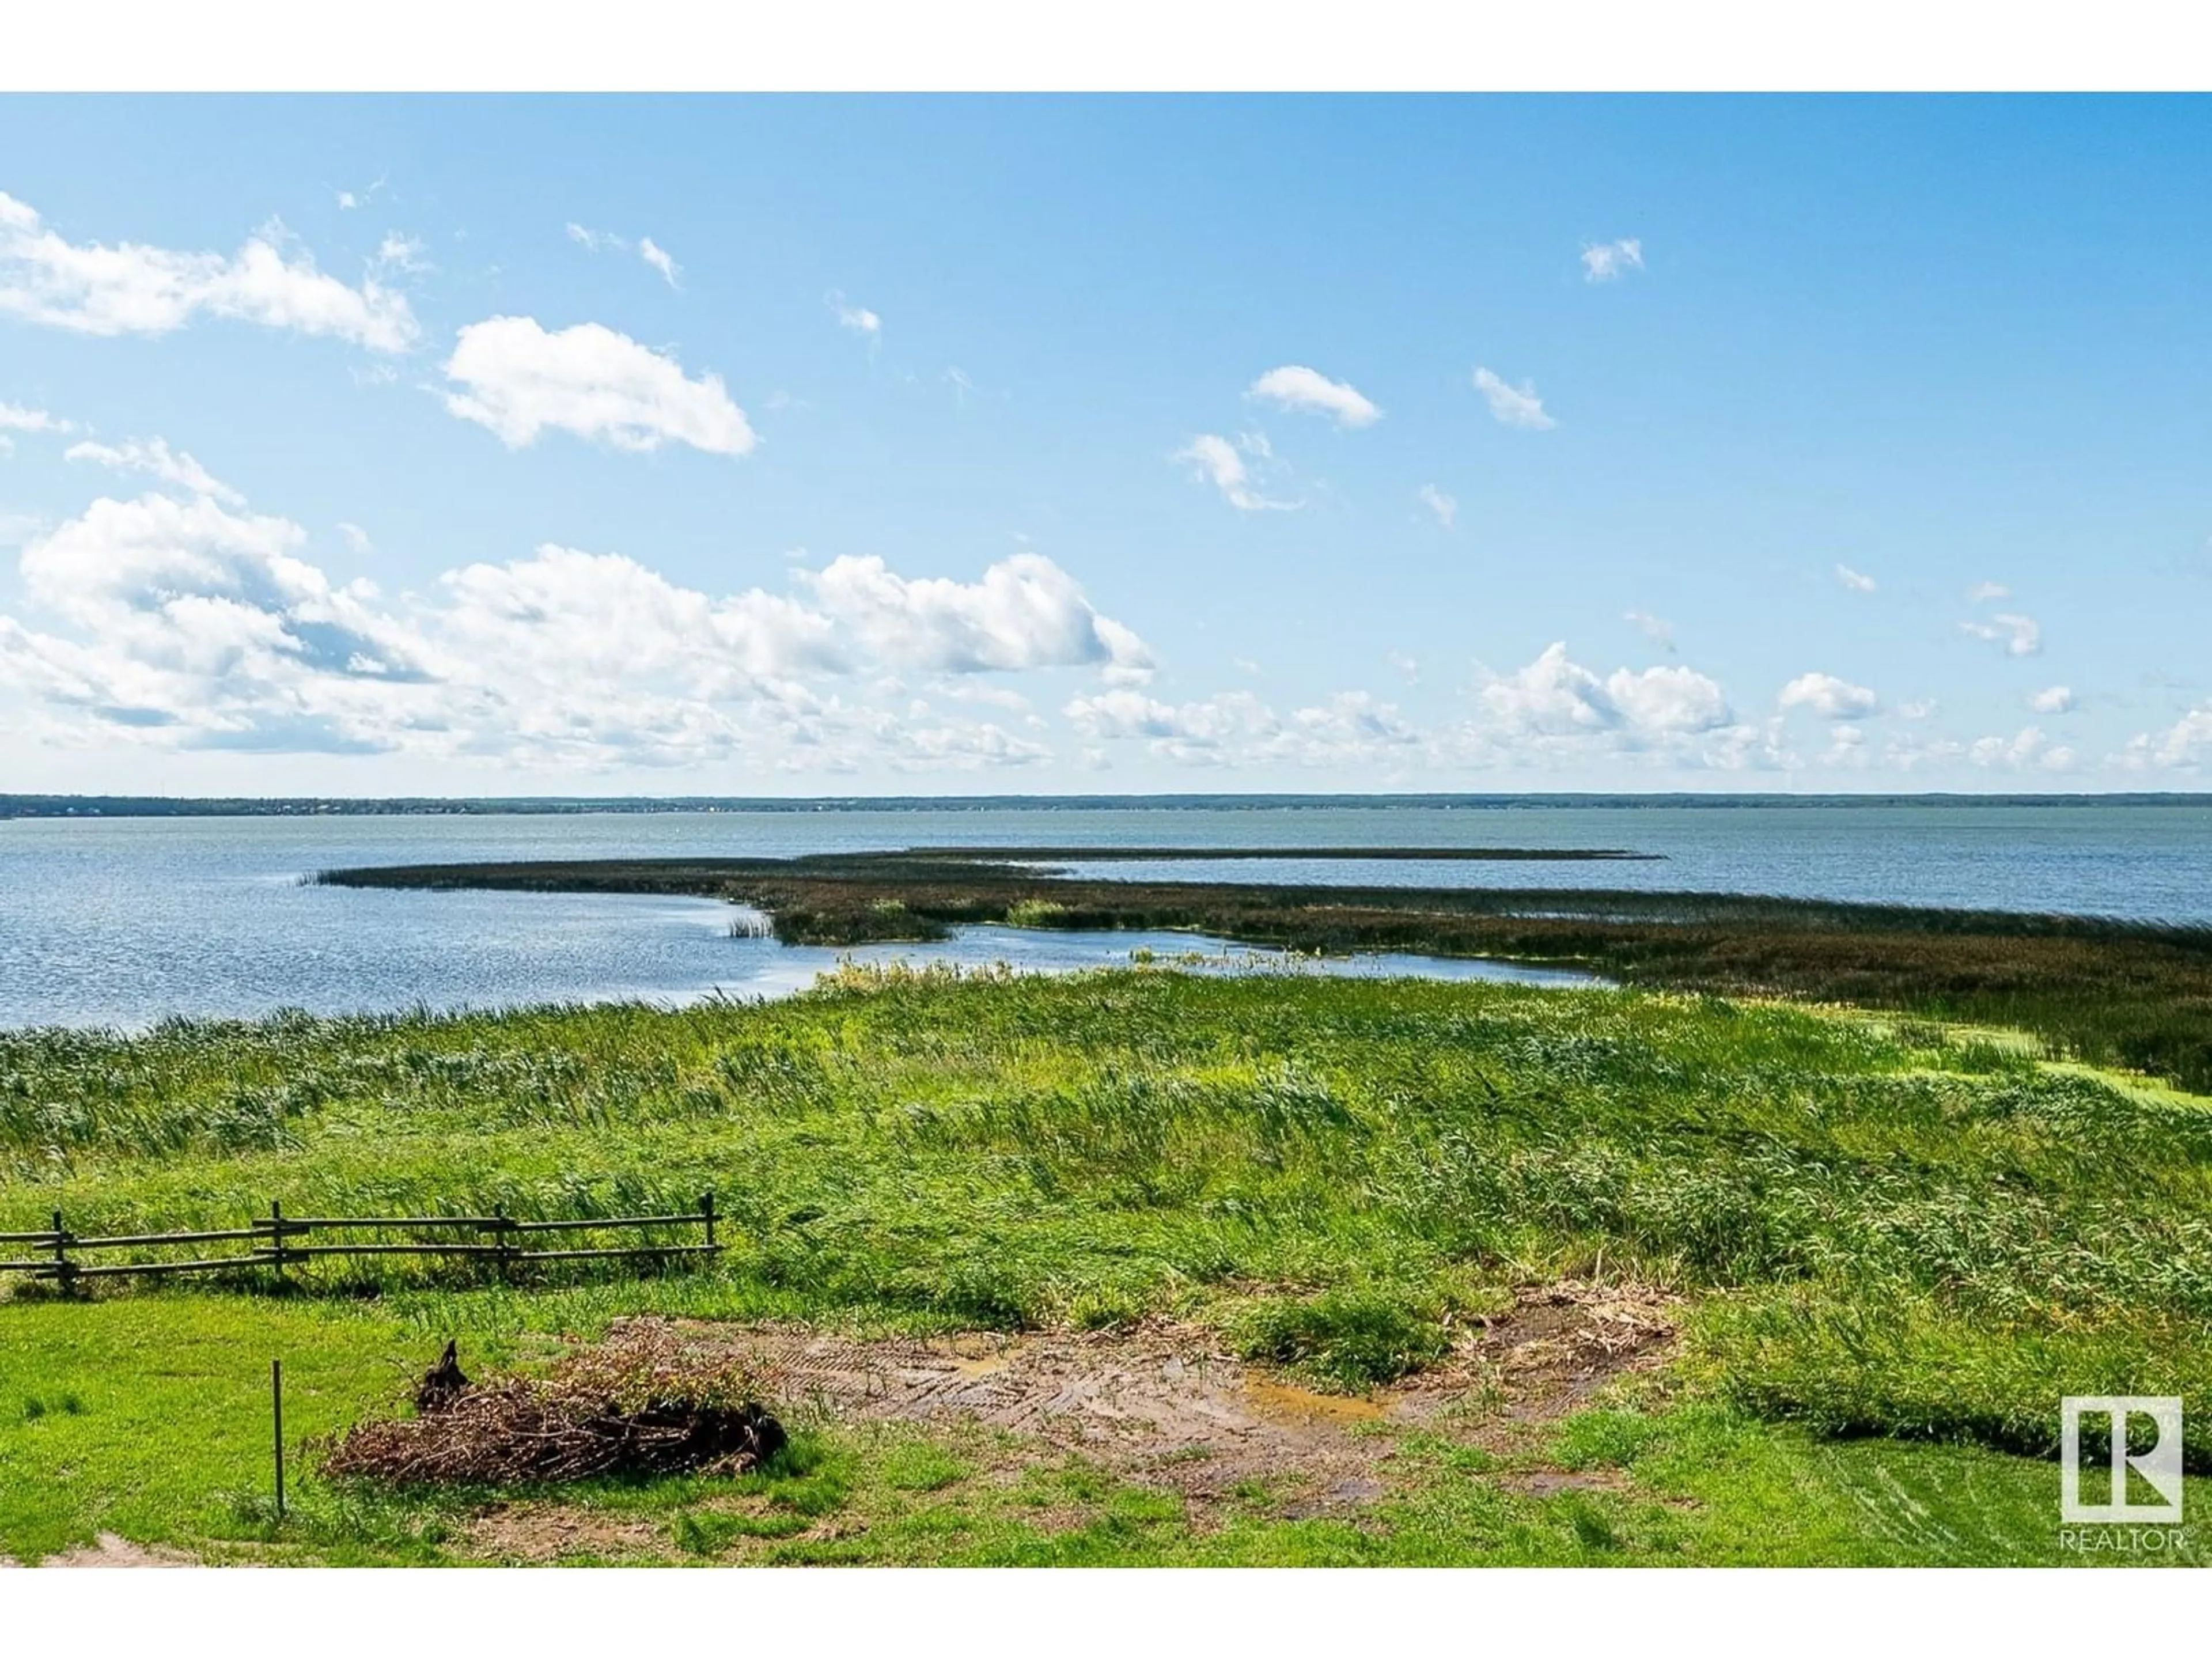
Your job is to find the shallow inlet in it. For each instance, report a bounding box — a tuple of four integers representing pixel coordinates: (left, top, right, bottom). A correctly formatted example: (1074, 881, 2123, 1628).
(701, 913, 1609, 1004)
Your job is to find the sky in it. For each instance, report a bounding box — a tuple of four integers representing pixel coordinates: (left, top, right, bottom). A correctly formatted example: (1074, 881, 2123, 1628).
(1, 94, 2207, 797)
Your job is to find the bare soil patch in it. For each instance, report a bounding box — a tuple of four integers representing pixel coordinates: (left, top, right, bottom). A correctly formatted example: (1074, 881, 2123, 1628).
(3, 1532, 200, 1569)
(636, 1280, 1671, 1499)
(455, 1281, 1677, 1558)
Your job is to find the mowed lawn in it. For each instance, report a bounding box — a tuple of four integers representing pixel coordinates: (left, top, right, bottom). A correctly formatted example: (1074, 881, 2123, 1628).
(4, 967, 2209, 1565)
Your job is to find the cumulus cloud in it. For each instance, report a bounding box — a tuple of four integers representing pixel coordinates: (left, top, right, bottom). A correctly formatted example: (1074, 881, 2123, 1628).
(1065, 644, 1763, 778)
(1063, 686, 1415, 770)
(1416, 484, 1457, 529)
(0, 191, 417, 351)
(1475, 643, 1732, 742)
(1835, 563, 1877, 594)
(2029, 684, 2076, 714)
(1960, 612, 2042, 657)
(441, 317, 756, 456)
(1779, 671, 1878, 719)
(805, 552, 1155, 681)
(0, 491, 1150, 773)
(2120, 705, 2212, 771)
(65, 437, 243, 506)
(1173, 433, 1297, 513)
(1969, 725, 2075, 773)
(0, 402, 74, 435)
(827, 290, 881, 338)
(1245, 365, 1382, 429)
(1581, 238, 1644, 282)
(1472, 367, 1556, 430)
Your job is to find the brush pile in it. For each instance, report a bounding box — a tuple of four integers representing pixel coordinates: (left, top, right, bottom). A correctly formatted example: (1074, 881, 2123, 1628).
(325, 1325, 787, 1486)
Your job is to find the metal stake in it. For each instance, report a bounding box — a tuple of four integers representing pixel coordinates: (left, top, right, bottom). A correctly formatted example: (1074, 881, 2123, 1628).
(271, 1358, 285, 1520)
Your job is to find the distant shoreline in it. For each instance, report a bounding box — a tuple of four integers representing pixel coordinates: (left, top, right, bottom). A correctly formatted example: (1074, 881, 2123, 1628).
(4, 791, 2208, 820)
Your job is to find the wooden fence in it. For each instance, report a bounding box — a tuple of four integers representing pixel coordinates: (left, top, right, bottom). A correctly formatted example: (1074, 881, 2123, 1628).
(0, 1194, 719, 1291)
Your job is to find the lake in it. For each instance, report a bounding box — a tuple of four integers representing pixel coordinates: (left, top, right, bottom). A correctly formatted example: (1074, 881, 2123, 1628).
(1, 798, 2205, 1028)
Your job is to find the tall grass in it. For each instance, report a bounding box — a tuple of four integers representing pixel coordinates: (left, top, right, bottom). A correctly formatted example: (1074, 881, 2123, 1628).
(6, 969, 2211, 1464)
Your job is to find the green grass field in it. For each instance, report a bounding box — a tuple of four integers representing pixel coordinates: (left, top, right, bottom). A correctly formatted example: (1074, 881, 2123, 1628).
(4, 967, 2208, 1565)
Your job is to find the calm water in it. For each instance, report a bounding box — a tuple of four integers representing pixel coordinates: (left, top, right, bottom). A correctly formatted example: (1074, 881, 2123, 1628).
(0, 801, 2203, 1029)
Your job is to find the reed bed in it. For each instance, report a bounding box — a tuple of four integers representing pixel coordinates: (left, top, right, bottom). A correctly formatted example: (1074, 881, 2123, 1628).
(7, 969, 2211, 1467)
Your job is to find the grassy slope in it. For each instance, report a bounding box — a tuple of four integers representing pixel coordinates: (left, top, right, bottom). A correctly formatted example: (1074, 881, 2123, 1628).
(5, 970, 2211, 1565)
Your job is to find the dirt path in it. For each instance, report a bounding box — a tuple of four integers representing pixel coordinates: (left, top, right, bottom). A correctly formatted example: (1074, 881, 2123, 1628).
(2, 1533, 200, 1568)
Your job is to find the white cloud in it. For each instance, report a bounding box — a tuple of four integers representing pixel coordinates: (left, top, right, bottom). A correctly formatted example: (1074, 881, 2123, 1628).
(1779, 671, 1879, 719)
(65, 438, 243, 506)
(0, 402, 74, 435)
(1606, 662, 1736, 733)
(1173, 433, 1297, 512)
(1245, 365, 1382, 429)
(336, 522, 373, 555)
(1416, 484, 1457, 529)
(565, 225, 681, 289)
(1476, 643, 1732, 742)
(1063, 685, 1416, 770)
(1472, 367, 1556, 430)
(1966, 581, 2010, 603)
(1896, 698, 1938, 720)
(1581, 238, 1644, 282)
(2125, 706, 2212, 770)
(0, 491, 1150, 772)
(373, 233, 430, 275)
(638, 237, 681, 289)
(827, 290, 881, 338)
(1624, 609, 1676, 652)
(441, 317, 756, 456)
(805, 552, 1154, 681)
(335, 175, 386, 213)
(1960, 612, 2042, 657)
(1835, 562, 1877, 594)
(1441, 645, 1782, 774)
(1969, 725, 2075, 773)
(2028, 684, 2076, 714)
(1824, 722, 1870, 767)
(0, 192, 417, 351)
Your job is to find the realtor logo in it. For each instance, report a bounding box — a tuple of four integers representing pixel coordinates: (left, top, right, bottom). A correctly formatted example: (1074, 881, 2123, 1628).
(2062, 1396, 2184, 1524)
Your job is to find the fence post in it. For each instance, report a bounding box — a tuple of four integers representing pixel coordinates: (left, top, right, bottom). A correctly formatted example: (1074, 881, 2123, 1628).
(271, 1358, 285, 1520)
(701, 1190, 716, 1251)
(268, 1198, 288, 1287)
(493, 1205, 513, 1281)
(50, 1208, 75, 1297)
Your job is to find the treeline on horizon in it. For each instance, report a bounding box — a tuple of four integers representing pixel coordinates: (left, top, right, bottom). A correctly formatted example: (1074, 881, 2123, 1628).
(5, 790, 2208, 819)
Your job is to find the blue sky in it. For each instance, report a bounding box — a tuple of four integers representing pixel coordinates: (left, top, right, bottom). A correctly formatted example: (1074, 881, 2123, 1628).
(1, 95, 2206, 795)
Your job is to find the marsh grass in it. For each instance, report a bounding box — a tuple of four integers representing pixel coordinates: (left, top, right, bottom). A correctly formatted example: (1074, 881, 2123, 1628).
(317, 851, 2212, 1093)
(8, 971, 2211, 1418)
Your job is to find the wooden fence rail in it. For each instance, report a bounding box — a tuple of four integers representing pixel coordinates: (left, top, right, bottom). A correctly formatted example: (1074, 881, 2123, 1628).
(0, 1194, 718, 1291)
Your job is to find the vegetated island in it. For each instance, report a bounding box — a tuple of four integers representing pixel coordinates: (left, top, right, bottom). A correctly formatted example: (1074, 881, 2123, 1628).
(316, 846, 2212, 1095)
